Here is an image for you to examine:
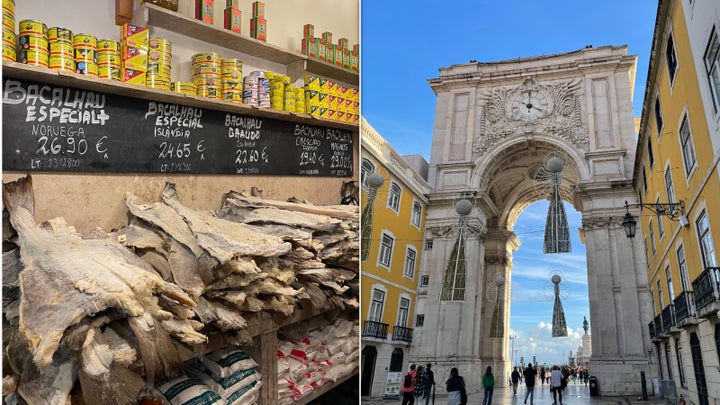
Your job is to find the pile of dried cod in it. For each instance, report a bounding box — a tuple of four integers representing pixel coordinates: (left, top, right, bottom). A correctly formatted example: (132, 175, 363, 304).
(2, 176, 358, 404)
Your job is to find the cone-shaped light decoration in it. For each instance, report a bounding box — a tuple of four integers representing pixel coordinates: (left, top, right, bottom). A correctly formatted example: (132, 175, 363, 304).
(489, 275, 505, 338)
(360, 173, 385, 261)
(440, 199, 473, 300)
(543, 157, 571, 253)
(551, 274, 568, 337)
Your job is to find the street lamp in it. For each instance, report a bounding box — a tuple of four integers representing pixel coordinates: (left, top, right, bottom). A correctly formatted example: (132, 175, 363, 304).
(360, 173, 385, 260)
(509, 333, 518, 366)
(621, 200, 686, 238)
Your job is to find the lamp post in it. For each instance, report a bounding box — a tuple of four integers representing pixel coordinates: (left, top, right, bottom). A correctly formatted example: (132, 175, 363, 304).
(509, 333, 518, 366)
(621, 200, 686, 238)
(360, 172, 385, 260)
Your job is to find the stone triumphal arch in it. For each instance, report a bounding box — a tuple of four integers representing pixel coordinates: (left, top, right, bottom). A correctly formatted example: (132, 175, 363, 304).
(412, 46, 653, 396)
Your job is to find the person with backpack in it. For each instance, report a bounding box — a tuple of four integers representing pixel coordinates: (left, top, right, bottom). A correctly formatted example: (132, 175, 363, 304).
(414, 365, 427, 404)
(423, 363, 436, 405)
(402, 364, 417, 405)
(446, 367, 466, 405)
(511, 366, 521, 395)
(482, 366, 495, 405)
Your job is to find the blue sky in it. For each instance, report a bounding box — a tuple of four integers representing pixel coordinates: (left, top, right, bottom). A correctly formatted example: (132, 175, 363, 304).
(361, 0, 658, 365)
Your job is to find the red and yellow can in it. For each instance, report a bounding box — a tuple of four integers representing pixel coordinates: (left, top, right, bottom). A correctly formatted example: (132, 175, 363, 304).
(18, 19, 47, 37)
(75, 60, 98, 76)
(17, 34, 48, 52)
(49, 53, 75, 71)
(47, 27, 72, 43)
(97, 52, 120, 66)
(170, 81, 196, 96)
(145, 74, 170, 90)
(17, 48, 48, 67)
(191, 73, 221, 87)
(191, 52, 220, 66)
(2, 41, 15, 62)
(49, 40, 73, 57)
(98, 63, 121, 81)
(148, 37, 171, 53)
(97, 39, 120, 53)
(196, 84, 221, 99)
(72, 33, 96, 48)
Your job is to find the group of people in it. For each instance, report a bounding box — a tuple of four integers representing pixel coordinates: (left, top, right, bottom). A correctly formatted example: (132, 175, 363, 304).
(403, 362, 588, 405)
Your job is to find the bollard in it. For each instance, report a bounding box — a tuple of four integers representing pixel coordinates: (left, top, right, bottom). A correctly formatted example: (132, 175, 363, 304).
(641, 371, 647, 400)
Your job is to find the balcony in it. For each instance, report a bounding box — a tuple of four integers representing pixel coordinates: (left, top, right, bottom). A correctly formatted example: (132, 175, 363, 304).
(653, 314, 663, 338)
(362, 321, 389, 340)
(648, 320, 656, 339)
(661, 305, 675, 333)
(391, 325, 413, 343)
(691, 267, 720, 316)
(673, 291, 695, 325)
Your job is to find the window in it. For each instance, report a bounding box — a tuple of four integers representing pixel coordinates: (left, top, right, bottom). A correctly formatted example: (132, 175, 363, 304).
(655, 97, 663, 136)
(642, 166, 648, 194)
(665, 166, 676, 204)
(677, 245, 691, 291)
(666, 32, 678, 84)
(679, 114, 697, 176)
(665, 343, 673, 381)
(657, 279, 664, 309)
(368, 289, 385, 322)
(411, 201, 422, 227)
(704, 26, 720, 111)
(665, 265, 675, 303)
(649, 219, 657, 255)
(403, 246, 417, 278)
(425, 239, 433, 250)
(416, 314, 425, 327)
(378, 232, 394, 268)
(697, 210, 717, 268)
(397, 297, 410, 327)
(361, 158, 375, 190)
(420, 275, 429, 287)
(676, 339, 686, 387)
(648, 138, 655, 168)
(644, 238, 650, 269)
(387, 182, 401, 211)
(657, 197, 665, 238)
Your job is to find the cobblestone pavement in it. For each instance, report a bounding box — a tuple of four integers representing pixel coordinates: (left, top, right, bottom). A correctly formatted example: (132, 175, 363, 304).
(360, 381, 668, 405)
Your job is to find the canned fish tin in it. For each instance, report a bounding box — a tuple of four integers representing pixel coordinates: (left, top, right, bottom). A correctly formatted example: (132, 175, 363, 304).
(97, 39, 120, 53)
(2, 41, 15, 61)
(18, 48, 48, 67)
(49, 54, 75, 71)
(145, 75, 170, 90)
(74, 47, 97, 64)
(222, 89, 242, 102)
(47, 27, 72, 42)
(17, 34, 48, 51)
(170, 81, 196, 96)
(75, 60, 98, 76)
(148, 37, 171, 53)
(191, 52, 220, 66)
(49, 40, 73, 56)
(146, 62, 171, 78)
(192, 63, 219, 76)
(2, 0, 13, 14)
(98, 64, 121, 81)
(2, 14, 14, 32)
(97, 52, 120, 65)
(19, 19, 47, 36)
(2, 25, 13, 42)
(147, 49, 171, 65)
(191, 73, 221, 87)
(72, 33, 96, 48)
(222, 79, 241, 90)
(196, 84, 221, 99)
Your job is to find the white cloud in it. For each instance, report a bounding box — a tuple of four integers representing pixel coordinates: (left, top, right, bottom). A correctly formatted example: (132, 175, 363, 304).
(508, 321, 584, 367)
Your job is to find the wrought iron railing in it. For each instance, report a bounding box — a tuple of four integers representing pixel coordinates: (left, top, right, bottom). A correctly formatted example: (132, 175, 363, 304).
(391, 325, 413, 343)
(673, 291, 693, 323)
(362, 320, 389, 339)
(691, 267, 720, 311)
(653, 314, 663, 337)
(661, 305, 675, 332)
(648, 320, 656, 339)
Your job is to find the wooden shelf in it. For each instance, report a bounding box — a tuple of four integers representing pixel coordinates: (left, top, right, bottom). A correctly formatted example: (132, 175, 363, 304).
(2, 62, 358, 132)
(131, 3, 359, 85)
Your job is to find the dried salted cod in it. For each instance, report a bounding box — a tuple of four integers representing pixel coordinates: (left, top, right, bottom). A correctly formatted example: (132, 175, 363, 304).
(17, 347, 77, 405)
(195, 296, 247, 331)
(160, 183, 292, 261)
(221, 190, 359, 220)
(2, 176, 194, 371)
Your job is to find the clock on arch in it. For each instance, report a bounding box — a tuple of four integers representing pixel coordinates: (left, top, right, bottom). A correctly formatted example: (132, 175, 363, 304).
(509, 77, 551, 122)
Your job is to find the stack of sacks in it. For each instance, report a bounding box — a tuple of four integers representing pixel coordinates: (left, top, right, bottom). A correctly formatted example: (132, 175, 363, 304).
(159, 374, 226, 405)
(276, 319, 358, 404)
(186, 346, 262, 405)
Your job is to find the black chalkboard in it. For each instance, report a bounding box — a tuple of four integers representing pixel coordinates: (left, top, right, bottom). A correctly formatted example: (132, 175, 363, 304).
(2, 78, 353, 177)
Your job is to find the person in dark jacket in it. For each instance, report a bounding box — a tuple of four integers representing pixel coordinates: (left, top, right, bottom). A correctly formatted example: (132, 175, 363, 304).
(423, 363, 436, 405)
(511, 367, 521, 395)
(414, 365, 427, 404)
(522, 363, 537, 405)
(446, 367, 465, 405)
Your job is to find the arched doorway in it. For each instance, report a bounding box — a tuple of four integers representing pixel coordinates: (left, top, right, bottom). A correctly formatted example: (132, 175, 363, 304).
(390, 348, 404, 372)
(361, 346, 377, 396)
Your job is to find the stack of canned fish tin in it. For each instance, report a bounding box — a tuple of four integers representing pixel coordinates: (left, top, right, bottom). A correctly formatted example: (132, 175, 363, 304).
(220, 58, 242, 102)
(48, 27, 74, 72)
(17, 19, 48, 67)
(73, 33, 97, 76)
(2, 0, 14, 62)
(191, 52, 221, 100)
(243, 71, 270, 107)
(97, 39, 121, 80)
(147, 37, 171, 90)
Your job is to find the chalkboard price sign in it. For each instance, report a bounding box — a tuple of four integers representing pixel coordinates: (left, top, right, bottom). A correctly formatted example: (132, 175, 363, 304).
(2, 78, 354, 177)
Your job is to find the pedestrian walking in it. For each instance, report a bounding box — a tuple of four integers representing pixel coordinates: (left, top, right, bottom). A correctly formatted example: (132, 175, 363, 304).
(482, 366, 495, 405)
(414, 366, 427, 404)
(424, 363, 436, 405)
(522, 363, 537, 405)
(511, 367, 521, 395)
(550, 365, 564, 405)
(446, 367, 466, 405)
(402, 364, 417, 405)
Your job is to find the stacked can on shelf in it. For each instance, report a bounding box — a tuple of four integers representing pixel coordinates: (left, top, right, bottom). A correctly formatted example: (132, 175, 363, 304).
(243, 70, 269, 107)
(221, 58, 242, 102)
(2, 0, 15, 62)
(120, 23, 148, 85)
(73, 33, 97, 76)
(170, 81, 196, 96)
(250, 1, 266, 42)
(294, 87, 305, 114)
(17, 19, 48, 67)
(300, 24, 358, 72)
(268, 72, 289, 111)
(223, 0, 241, 33)
(191, 52, 221, 99)
(97, 39, 120, 80)
(47, 27, 74, 72)
(146, 37, 171, 90)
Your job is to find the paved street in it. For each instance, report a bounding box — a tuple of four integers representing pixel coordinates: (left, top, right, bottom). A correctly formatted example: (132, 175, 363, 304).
(361, 380, 667, 405)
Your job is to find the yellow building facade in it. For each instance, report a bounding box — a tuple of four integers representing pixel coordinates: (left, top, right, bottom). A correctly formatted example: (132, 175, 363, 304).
(359, 118, 430, 398)
(634, 1, 720, 403)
